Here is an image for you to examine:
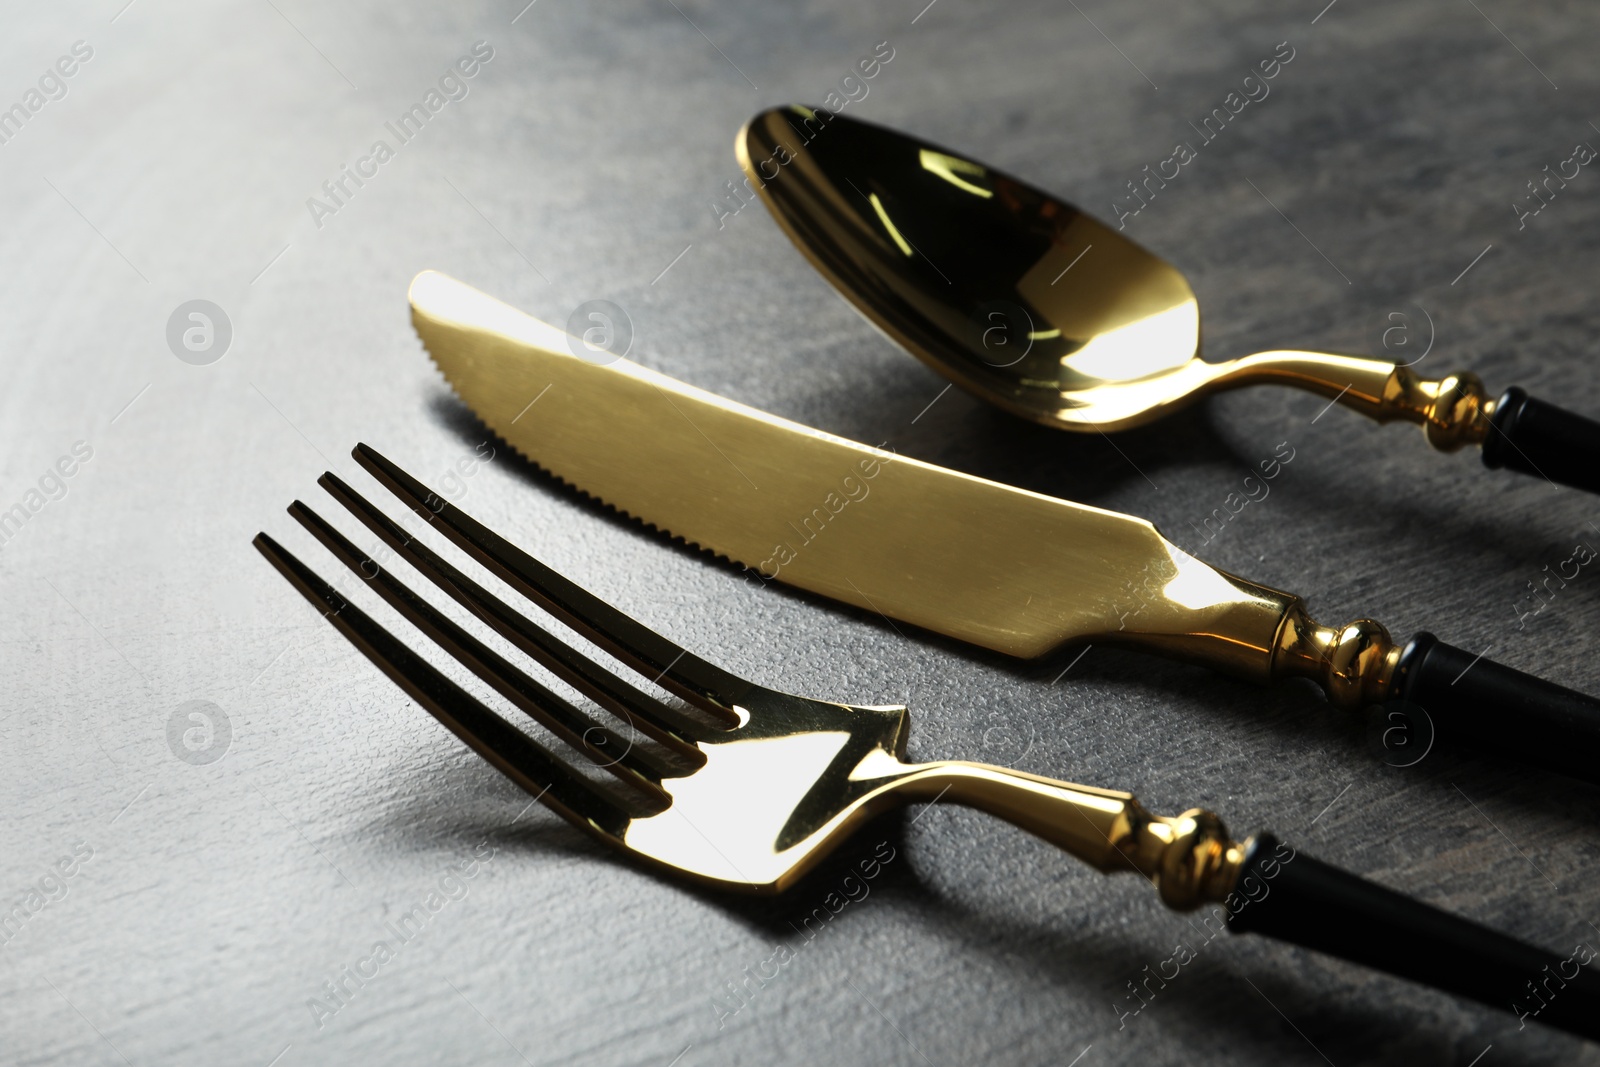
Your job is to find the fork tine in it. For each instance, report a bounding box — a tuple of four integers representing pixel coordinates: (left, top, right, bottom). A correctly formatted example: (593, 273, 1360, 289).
(286, 499, 686, 799)
(352, 443, 750, 723)
(252, 532, 632, 837)
(316, 472, 710, 753)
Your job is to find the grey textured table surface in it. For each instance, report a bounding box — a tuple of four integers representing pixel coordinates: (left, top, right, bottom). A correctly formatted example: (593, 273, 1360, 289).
(5, 1, 1600, 1064)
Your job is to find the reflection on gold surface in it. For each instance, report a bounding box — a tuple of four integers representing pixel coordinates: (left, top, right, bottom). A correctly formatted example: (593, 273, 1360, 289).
(624, 730, 854, 885)
(918, 149, 993, 198)
(1061, 300, 1200, 383)
(868, 192, 913, 256)
(1161, 547, 1255, 613)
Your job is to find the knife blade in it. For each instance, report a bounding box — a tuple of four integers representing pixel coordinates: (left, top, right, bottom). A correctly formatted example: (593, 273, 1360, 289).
(409, 270, 1294, 678)
(406, 271, 1600, 782)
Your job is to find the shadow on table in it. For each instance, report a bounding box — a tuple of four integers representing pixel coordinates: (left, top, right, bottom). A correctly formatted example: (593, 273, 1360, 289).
(407, 386, 1598, 1059)
(409, 795, 1556, 1065)
(421, 387, 1600, 809)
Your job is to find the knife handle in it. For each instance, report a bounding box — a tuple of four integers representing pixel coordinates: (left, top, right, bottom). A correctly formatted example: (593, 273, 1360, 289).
(1386, 632, 1600, 783)
(1228, 835, 1600, 1040)
(1481, 387, 1600, 494)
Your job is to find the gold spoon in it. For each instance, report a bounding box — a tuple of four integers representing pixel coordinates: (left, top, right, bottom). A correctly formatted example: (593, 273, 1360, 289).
(738, 105, 1600, 494)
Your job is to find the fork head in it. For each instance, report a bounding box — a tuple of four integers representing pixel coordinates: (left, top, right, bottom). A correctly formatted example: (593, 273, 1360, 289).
(256, 444, 1246, 904)
(255, 444, 935, 892)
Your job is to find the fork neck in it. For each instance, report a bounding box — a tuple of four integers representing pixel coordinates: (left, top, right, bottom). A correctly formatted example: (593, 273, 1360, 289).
(893, 761, 1245, 911)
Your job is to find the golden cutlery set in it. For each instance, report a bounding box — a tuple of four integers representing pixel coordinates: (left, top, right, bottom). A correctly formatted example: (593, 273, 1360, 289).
(257, 108, 1600, 1041)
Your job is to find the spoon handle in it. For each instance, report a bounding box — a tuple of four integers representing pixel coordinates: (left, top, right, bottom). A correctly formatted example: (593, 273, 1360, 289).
(1227, 834, 1600, 1041)
(1482, 387, 1600, 493)
(1386, 632, 1600, 782)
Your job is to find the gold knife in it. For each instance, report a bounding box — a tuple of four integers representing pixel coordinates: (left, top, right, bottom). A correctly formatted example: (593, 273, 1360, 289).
(408, 270, 1600, 779)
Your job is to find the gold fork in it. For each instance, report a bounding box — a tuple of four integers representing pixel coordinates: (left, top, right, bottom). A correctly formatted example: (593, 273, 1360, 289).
(254, 443, 1600, 1042)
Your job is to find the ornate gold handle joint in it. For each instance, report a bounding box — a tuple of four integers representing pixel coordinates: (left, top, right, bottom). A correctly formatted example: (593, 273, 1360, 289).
(1270, 602, 1400, 709)
(1111, 803, 1245, 910)
(1382, 368, 1494, 451)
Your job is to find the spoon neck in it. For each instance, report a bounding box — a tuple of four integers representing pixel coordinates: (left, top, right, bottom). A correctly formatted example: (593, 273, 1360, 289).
(1217, 351, 1493, 450)
(1211, 349, 1395, 411)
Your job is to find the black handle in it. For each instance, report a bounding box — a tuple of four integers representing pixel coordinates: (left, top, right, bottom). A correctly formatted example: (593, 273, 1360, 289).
(1481, 386, 1600, 493)
(1386, 632, 1600, 783)
(1228, 835, 1600, 1041)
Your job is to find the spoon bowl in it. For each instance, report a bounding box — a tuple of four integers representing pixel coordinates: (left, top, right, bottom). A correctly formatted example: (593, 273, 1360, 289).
(737, 106, 1600, 494)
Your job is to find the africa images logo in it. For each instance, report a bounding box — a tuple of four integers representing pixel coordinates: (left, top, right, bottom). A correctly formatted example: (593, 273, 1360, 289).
(306, 41, 495, 230)
(0, 40, 93, 148)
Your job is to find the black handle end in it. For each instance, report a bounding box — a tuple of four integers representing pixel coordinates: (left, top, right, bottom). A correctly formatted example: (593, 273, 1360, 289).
(1482, 386, 1600, 493)
(1387, 633, 1600, 782)
(1228, 834, 1600, 1040)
